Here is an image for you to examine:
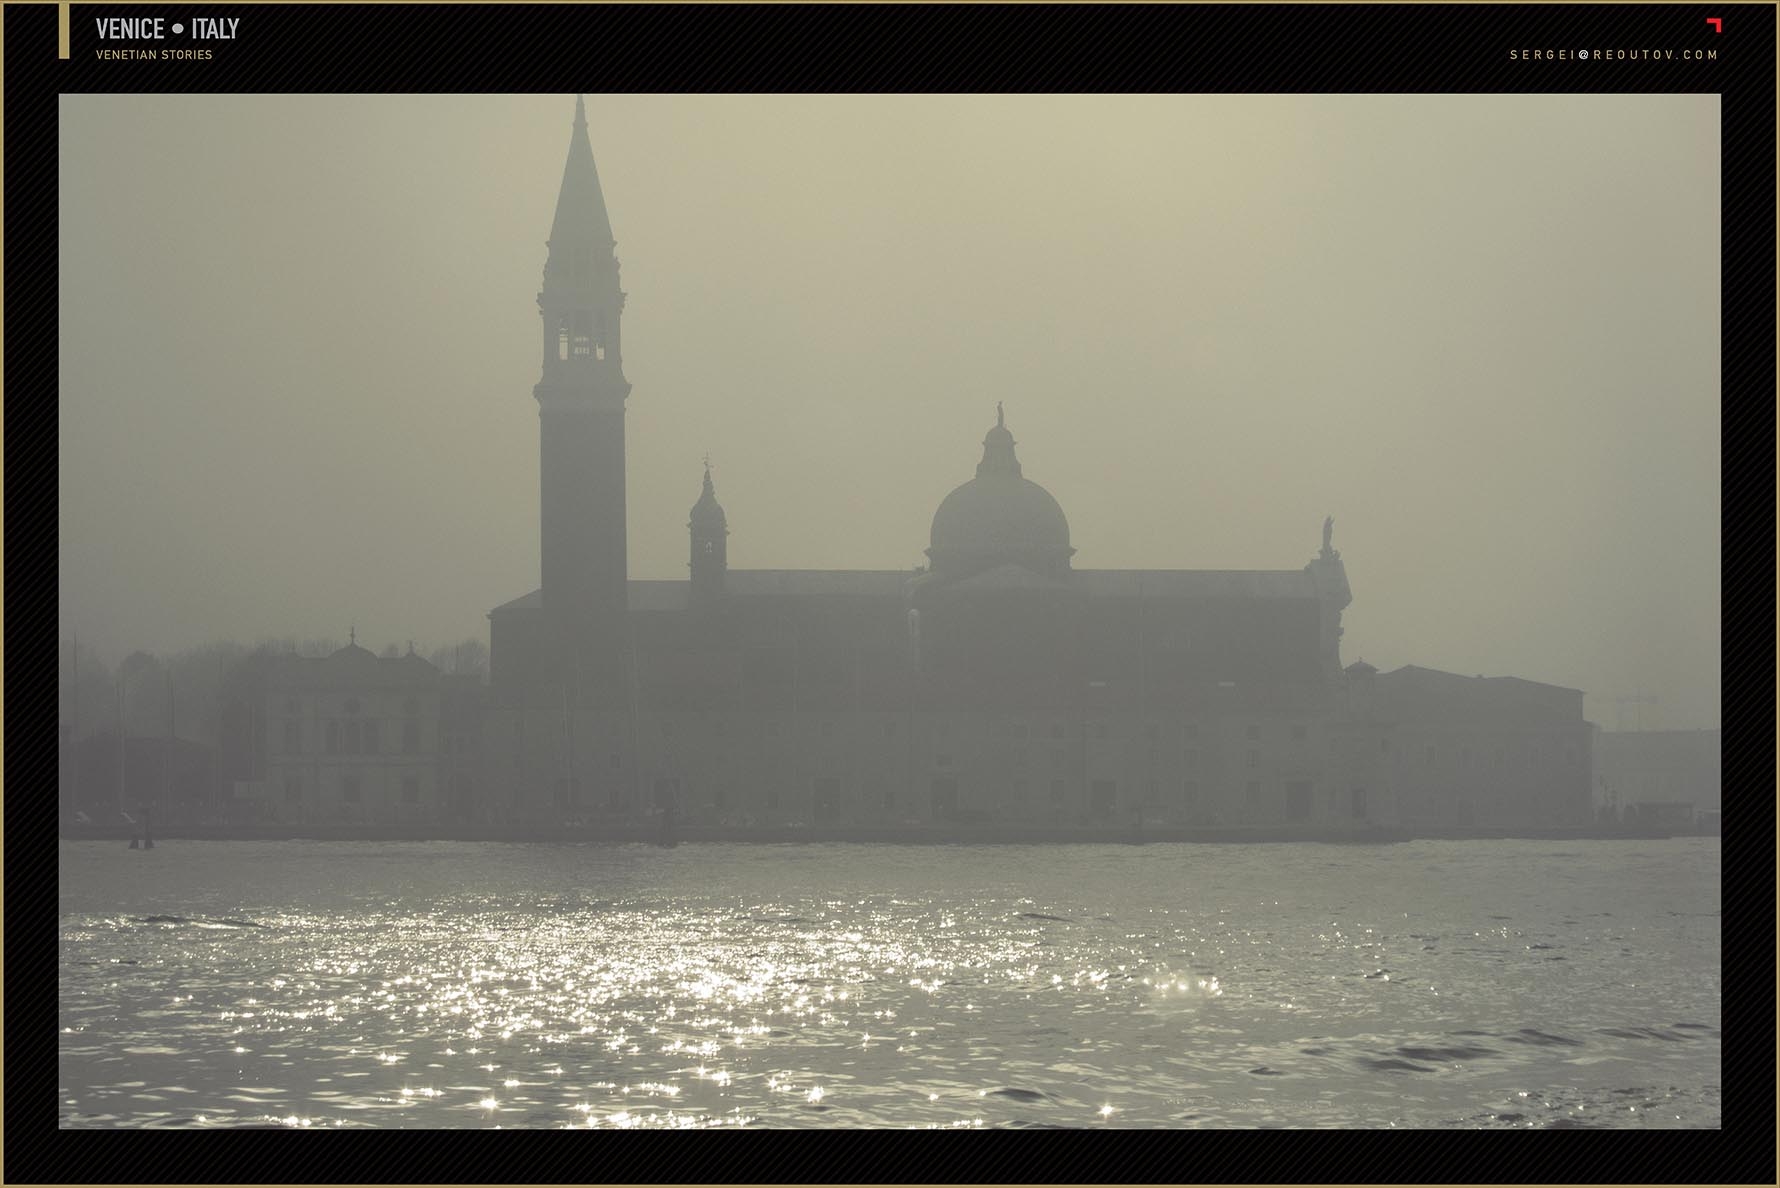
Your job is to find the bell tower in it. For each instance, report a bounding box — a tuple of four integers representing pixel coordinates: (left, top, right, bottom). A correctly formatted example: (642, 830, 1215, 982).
(536, 95, 631, 700)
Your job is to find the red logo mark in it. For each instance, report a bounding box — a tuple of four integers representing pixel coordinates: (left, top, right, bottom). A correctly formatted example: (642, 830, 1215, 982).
(1705, 17, 1722, 32)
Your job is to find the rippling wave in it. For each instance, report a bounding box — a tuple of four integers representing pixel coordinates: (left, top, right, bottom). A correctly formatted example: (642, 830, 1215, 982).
(59, 838, 1720, 1128)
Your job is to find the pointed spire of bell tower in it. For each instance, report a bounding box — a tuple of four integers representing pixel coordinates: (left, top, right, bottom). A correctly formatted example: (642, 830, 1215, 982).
(550, 93, 614, 250)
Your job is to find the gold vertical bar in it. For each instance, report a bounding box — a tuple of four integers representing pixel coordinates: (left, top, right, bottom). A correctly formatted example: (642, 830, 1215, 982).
(59, 0, 72, 59)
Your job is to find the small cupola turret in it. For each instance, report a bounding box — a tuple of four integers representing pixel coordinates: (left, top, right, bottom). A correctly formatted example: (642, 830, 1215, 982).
(688, 459, 728, 603)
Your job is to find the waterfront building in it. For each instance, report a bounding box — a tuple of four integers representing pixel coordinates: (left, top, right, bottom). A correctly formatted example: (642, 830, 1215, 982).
(477, 96, 1595, 833)
(1344, 663, 1595, 829)
(257, 638, 443, 823)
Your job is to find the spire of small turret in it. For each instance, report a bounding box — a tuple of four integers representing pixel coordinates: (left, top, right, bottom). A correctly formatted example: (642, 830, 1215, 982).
(976, 405, 1022, 479)
(550, 94, 614, 250)
(690, 456, 727, 527)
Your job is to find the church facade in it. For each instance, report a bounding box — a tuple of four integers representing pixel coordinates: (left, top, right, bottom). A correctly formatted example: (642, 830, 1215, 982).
(479, 98, 1593, 834)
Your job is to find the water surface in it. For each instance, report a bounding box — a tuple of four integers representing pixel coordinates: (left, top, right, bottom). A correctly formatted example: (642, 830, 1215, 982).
(60, 838, 1720, 1128)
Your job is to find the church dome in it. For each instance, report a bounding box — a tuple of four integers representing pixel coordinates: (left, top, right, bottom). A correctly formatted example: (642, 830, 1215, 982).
(927, 406, 1073, 577)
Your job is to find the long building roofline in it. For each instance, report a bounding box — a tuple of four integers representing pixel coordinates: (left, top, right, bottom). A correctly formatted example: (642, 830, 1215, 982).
(491, 564, 1336, 617)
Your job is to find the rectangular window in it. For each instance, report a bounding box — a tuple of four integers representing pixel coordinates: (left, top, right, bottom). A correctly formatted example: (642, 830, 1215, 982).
(1182, 722, 1198, 739)
(1050, 779, 1066, 806)
(1010, 722, 1028, 740)
(1145, 780, 1161, 804)
(1050, 723, 1065, 740)
(1246, 724, 1261, 740)
(711, 785, 727, 810)
(1245, 780, 1261, 801)
(1246, 749, 1259, 769)
(342, 775, 361, 804)
(1182, 780, 1198, 807)
(344, 720, 362, 754)
(362, 721, 379, 755)
(1184, 747, 1198, 770)
(403, 777, 420, 805)
(886, 721, 898, 739)
(283, 720, 300, 754)
(820, 720, 834, 738)
(325, 720, 339, 754)
(403, 721, 420, 754)
(1011, 780, 1028, 805)
(936, 754, 953, 769)
(1051, 750, 1067, 770)
(1285, 780, 1312, 822)
(1089, 779, 1117, 820)
(766, 785, 780, 810)
(285, 779, 302, 804)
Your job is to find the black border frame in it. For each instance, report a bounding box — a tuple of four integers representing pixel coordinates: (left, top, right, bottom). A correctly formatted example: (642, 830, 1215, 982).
(17, 3, 1774, 1182)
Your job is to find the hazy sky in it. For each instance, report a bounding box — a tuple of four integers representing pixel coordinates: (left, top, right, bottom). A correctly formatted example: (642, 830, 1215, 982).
(59, 94, 1720, 728)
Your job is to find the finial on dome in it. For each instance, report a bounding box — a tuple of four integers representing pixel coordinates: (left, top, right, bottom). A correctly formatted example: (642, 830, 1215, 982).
(574, 93, 587, 129)
(996, 401, 1004, 429)
(349, 624, 356, 646)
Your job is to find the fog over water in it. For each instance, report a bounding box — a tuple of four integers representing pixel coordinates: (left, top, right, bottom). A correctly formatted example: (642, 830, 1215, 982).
(58, 94, 1719, 727)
